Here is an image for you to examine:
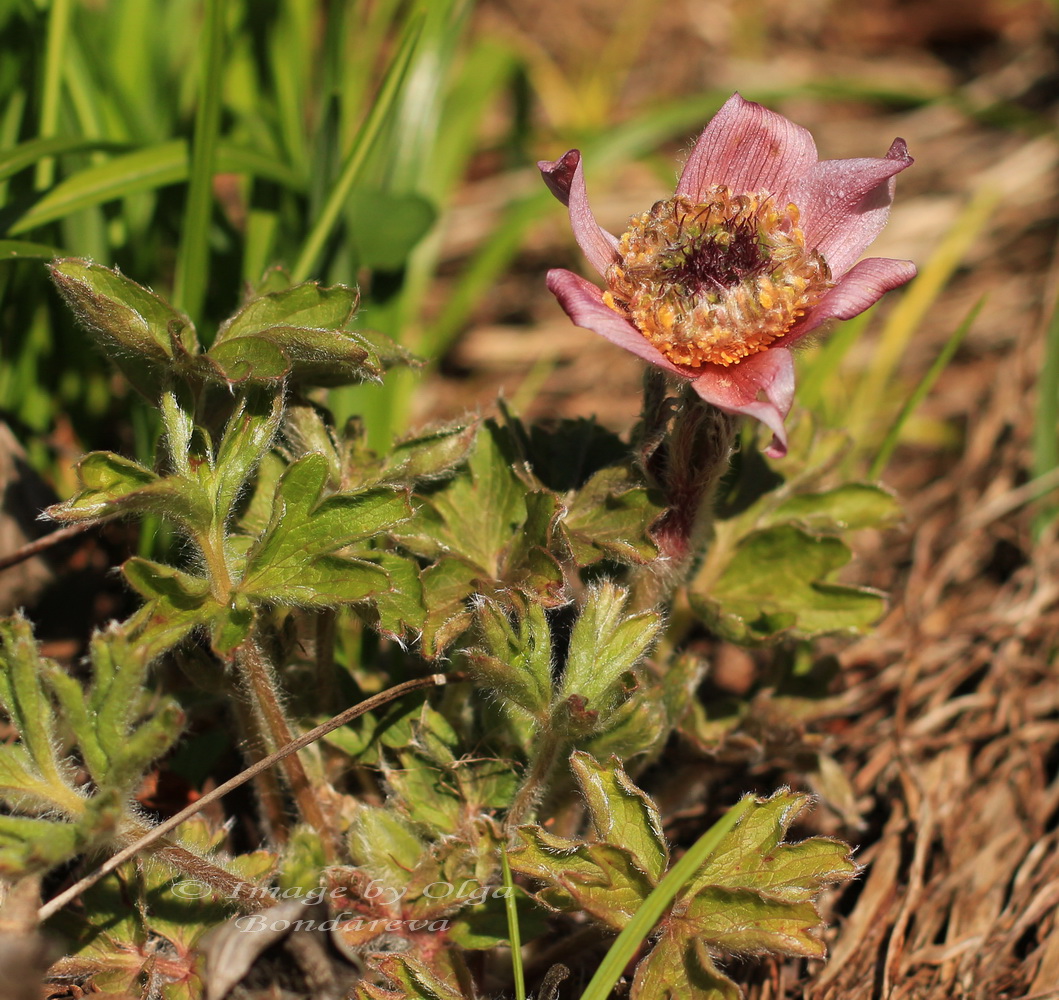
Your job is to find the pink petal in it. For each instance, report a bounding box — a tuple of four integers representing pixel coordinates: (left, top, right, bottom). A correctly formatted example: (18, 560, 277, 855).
(538, 150, 621, 278)
(690, 348, 796, 457)
(789, 138, 913, 278)
(778, 256, 918, 347)
(676, 93, 818, 205)
(545, 269, 689, 376)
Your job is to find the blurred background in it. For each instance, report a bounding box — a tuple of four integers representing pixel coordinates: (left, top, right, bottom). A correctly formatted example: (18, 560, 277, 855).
(1, 1, 1057, 997)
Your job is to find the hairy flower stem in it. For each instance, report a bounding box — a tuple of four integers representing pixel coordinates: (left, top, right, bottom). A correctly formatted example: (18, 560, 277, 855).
(229, 694, 290, 844)
(504, 724, 567, 842)
(629, 386, 737, 611)
(237, 638, 337, 860)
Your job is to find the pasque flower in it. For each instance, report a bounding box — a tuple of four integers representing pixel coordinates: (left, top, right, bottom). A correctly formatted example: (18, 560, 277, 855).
(539, 93, 916, 456)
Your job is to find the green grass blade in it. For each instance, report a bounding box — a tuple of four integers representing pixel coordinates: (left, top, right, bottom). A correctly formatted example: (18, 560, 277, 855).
(1034, 287, 1059, 535)
(290, 13, 424, 283)
(0, 239, 65, 259)
(851, 184, 999, 440)
(172, 0, 227, 322)
(267, 0, 313, 175)
(8, 141, 187, 234)
(795, 311, 871, 414)
(500, 847, 526, 1000)
(7, 142, 304, 235)
(35, 0, 73, 190)
(577, 796, 753, 1000)
(0, 137, 132, 184)
(869, 296, 984, 479)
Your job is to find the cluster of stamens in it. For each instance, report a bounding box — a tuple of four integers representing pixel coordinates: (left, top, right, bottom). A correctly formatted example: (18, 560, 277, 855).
(603, 187, 832, 368)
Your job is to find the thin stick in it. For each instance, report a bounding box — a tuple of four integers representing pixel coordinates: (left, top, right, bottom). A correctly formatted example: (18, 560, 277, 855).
(38, 672, 463, 923)
(0, 522, 91, 573)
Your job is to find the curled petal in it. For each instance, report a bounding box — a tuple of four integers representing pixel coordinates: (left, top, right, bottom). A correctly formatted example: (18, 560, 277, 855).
(538, 151, 620, 278)
(779, 256, 918, 347)
(676, 93, 818, 204)
(545, 269, 688, 375)
(690, 348, 796, 458)
(790, 138, 913, 277)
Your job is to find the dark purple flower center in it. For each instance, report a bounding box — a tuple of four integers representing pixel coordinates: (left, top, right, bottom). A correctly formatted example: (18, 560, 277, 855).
(669, 220, 769, 293)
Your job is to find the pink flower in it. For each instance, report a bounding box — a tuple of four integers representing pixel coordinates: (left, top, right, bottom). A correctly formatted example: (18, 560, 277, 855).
(539, 93, 916, 457)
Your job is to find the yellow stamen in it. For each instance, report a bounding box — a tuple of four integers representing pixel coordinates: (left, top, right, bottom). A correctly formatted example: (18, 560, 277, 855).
(604, 187, 832, 368)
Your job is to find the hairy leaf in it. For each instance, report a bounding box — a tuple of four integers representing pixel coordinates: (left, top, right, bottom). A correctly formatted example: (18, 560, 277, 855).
(49, 258, 197, 399)
(562, 466, 663, 566)
(562, 583, 662, 720)
(239, 453, 409, 607)
(689, 525, 885, 643)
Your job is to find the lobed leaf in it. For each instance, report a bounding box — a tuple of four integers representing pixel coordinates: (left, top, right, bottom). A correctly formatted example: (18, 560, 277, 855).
(510, 826, 656, 930)
(49, 258, 196, 399)
(631, 929, 741, 1000)
(465, 595, 553, 717)
(562, 583, 662, 717)
(570, 752, 668, 882)
(561, 466, 663, 566)
(765, 484, 901, 533)
(689, 525, 885, 643)
(206, 281, 415, 387)
(239, 453, 409, 607)
(46, 451, 209, 529)
(356, 954, 469, 1000)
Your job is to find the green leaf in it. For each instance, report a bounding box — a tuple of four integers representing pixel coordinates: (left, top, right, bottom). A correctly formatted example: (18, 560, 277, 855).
(400, 421, 524, 575)
(204, 335, 291, 383)
(419, 555, 479, 657)
(363, 419, 479, 488)
(570, 753, 668, 882)
(239, 453, 409, 607)
(0, 616, 185, 876)
(212, 389, 285, 528)
(221, 282, 361, 342)
(447, 886, 546, 951)
(0, 814, 94, 876)
(0, 615, 76, 806)
(0, 136, 131, 184)
(766, 484, 901, 532)
(680, 886, 829, 957)
(348, 807, 427, 885)
(123, 559, 210, 609)
(510, 827, 656, 929)
(466, 595, 553, 717)
(562, 466, 663, 566)
(347, 189, 437, 270)
(503, 490, 565, 599)
(685, 791, 856, 904)
(690, 525, 886, 643)
(45, 628, 184, 794)
(46, 451, 209, 529)
(12, 142, 190, 234)
(357, 551, 427, 639)
(631, 929, 741, 1000)
(209, 598, 255, 657)
(562, 583, 662, 717)
(513, 767, 855, 999)
(356, 954, 468, 1000)
(0, 239, 66, 259)
(208, 281, 412, 388)
(10, 140, 303, 235)
(48, 258, 197, 399)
